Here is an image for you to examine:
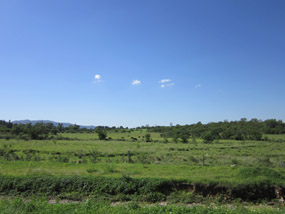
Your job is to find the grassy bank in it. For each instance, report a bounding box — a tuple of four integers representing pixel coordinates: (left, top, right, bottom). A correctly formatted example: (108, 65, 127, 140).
(0, 167, 283, 202)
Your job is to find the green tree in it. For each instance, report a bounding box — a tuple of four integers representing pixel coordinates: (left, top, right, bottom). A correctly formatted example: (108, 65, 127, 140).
(172, 128, 179, 143)
(96, 129, 107, 140)
(179, 128, 190, 143)
(57, 123, 64, 133)
(202, 131, 215, 144)
(145, 133, 151, 142)
(249, 129, 262, 141)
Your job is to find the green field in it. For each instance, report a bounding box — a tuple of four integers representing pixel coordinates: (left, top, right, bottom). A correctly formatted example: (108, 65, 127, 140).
(0, 131, 284, 213)
(0, 131, 284, 182)
(1, 131, 284, 169)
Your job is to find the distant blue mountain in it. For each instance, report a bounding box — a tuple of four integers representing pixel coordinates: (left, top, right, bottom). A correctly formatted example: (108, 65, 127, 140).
(12, 120, 96, 129)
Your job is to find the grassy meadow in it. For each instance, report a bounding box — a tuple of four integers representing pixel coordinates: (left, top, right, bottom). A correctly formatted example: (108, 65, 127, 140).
(0, 130, 284, 213)
(1, 130, 284, 169)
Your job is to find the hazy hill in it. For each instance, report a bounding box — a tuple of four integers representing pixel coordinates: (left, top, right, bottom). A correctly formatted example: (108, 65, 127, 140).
(12, 120, 95, 129)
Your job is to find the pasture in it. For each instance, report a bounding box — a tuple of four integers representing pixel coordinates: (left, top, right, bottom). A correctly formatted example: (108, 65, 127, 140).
(0, 130, 284, 213)
(0, 131, 284, 169)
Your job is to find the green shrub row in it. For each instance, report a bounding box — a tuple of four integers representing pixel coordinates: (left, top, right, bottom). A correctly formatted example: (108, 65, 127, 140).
(0, 169, 283, 202)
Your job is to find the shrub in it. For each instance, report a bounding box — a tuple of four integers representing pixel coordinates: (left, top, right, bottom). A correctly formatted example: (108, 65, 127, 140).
(145, 134, 151, 142)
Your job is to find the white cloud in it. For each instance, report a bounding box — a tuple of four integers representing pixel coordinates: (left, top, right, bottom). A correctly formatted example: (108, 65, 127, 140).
(132, 80, 141, 85)
(159, 78, 174, 88)
(195, 84, 201, 88)
(160, 79, 171, 83)
(94, 74, 101, 80)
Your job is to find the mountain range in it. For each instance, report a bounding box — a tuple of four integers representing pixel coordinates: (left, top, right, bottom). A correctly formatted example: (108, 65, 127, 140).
(12, 120, 96, 129)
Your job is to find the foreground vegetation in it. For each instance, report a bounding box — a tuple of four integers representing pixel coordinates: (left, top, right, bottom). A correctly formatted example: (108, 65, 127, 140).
(0, 169, 283, 202)
(0, 119, 284, 212)
(0, 199, 283, 214)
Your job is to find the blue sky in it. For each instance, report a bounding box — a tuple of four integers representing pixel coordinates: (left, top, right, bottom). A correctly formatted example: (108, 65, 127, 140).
(1, 0, 285, 127)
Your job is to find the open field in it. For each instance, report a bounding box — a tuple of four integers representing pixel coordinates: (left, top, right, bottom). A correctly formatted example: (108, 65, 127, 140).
(0, 131, 284, 182)
(0, 131, 284, 213)
(1, 161, 284, 185)
(0, 131, 284, 168)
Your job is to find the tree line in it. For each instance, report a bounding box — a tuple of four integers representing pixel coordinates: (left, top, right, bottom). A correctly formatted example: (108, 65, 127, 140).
(0, 118, 284, 141)
(0, 121, 130, 140)
(149, 118, 285, 142)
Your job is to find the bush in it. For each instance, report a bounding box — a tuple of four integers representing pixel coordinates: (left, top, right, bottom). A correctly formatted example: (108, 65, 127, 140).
(145, 134, 151, 142)
(96, 130, 107, 140)
(202, 131, 216, 144)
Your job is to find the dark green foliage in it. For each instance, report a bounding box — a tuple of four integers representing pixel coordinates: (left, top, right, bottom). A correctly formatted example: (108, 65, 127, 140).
(264, 119, 285, 134)
(0, 121, 60, 140)
(1, 118, 285, 141)
(202, 131, 216, 144)
(145, 133, 151, 142)
(95, 129, 107, 140)
(148, 118, 285, 141)
(0, 174, 283, 202)
(172, 127, 190, 143)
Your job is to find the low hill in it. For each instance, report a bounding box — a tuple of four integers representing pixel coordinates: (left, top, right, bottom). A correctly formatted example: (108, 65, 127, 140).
(12, 120, 95, 129)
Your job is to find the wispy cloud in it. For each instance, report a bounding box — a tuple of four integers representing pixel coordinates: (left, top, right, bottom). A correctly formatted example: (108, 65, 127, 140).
(132, 80, 141, 85)
(160, 79, 171, 83)
(195, 84, 201, 88)
(160, 79, 174, 88)
(167, 83, 175, 87)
